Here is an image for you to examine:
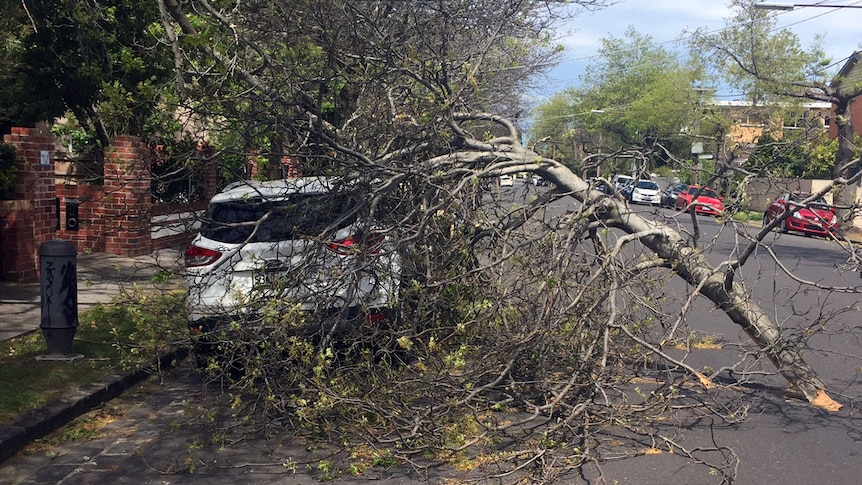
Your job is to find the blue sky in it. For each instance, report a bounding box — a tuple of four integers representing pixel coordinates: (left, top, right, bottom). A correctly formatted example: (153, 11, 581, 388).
(540, 0, 862, 100)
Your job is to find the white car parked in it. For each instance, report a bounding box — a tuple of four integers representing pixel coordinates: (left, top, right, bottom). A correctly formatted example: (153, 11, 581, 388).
(627, 179, 661, 205)
(184, 177, 400, 336)
(499, 174, 514, 187)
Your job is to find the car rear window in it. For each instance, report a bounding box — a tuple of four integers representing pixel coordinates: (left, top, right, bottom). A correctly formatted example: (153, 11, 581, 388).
(636, 181, 658, 190)
(201, 193, 358, 243)
(689, 187, 718, 198)
(789, 193, 829, 209)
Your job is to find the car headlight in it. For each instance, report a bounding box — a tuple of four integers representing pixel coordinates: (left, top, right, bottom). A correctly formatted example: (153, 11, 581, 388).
(831, 215, 838, 224)
(792, 211, 804, 220)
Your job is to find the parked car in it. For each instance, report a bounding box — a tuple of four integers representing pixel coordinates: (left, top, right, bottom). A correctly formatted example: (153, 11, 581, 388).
(675, 185, 724, 216)
(660, 183, 687, 208)
(184, 177, 400, 337)
(611, 174, 634, 190)
(762, 191, 838, 237)
(591, 178, 614, 195)
(627, 179, 661, 205)
(499, 174, 514, 187)
(531, 175, 551, 186)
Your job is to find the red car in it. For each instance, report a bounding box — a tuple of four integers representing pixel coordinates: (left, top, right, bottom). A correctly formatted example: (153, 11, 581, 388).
(675, 185, 724, 216)
(762, 192, 838, 237)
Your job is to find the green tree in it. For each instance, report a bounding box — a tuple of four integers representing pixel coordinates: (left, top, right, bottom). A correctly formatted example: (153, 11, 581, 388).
(0, 0, 173, 146)
(0, 142, 17, 199)
(530, 27, 706, 176)
(693, 0, 862, 227)
(11, 2, 846, 482)
(0, 1, 66, 126)
(157, 0, 571, 168)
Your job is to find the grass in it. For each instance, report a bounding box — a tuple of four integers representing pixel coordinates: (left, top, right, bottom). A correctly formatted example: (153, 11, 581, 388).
(0, 288, 189, 426)
(731, 210, 764, 223)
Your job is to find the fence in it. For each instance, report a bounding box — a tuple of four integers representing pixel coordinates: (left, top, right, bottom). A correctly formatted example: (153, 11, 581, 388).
(0, 126, 217, 282)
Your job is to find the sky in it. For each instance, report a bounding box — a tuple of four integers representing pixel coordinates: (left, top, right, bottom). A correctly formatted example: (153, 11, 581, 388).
(541, 0, 862, 101)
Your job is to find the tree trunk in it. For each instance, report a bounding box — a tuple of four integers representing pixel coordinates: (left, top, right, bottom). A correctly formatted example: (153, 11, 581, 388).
(542, 163, 843, 411)
(832, 95, 857, 231)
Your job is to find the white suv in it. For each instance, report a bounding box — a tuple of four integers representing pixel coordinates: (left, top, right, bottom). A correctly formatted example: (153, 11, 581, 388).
(184, 177, 400, 336)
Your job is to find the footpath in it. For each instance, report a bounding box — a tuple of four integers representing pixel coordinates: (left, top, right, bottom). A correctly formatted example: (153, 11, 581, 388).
(0, 249, 184, 342)
(0, 248, 185, 463)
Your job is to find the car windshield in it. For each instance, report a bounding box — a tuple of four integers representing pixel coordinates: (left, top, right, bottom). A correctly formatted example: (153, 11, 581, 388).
(688, 187, 718, 198)
(636, 180, 658, 190)
(201, 193, 358, 243)
(788, 193, 829, 209)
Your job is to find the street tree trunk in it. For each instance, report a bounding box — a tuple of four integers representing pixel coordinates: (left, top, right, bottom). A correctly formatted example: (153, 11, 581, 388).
(549, 164, 840, 410)
(833, 95, 857, 231)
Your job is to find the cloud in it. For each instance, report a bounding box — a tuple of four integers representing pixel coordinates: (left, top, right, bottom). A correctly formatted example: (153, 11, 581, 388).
(545, 0, 862, 96)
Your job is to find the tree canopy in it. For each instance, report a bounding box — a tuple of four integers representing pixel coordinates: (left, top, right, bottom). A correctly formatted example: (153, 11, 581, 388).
(0, 0, 174, 146)
(692, 0, 862, 224)
(530, 27, 705, 175)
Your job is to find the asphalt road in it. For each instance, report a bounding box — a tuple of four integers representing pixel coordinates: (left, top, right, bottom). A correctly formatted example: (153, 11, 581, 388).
(2, 184, 860, 484)
(596, 205, 862, 484)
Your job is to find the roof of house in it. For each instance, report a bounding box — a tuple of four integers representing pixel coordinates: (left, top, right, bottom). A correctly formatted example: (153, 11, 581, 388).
(831, 51, 862, 94)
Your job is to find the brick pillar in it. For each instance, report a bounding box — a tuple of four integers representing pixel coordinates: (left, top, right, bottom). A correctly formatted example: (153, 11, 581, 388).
(198, 143, 218, 201)
(103, 136, 152, 256)
(0, 127, 57, 282)
(281, 155, 302, 178)
(247, 150, 263, 180)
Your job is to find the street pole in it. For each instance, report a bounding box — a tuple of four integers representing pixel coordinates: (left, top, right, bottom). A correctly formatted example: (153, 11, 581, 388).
(754, 2, 862, 10)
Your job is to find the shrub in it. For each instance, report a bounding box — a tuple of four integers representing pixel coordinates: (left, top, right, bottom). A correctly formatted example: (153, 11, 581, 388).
(0, 142, 18, 200)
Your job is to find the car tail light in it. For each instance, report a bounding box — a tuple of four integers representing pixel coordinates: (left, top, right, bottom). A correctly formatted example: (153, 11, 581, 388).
(185, 245, 222, 267)
(327, 231, 385, 255)
(365, 312, 388, 325)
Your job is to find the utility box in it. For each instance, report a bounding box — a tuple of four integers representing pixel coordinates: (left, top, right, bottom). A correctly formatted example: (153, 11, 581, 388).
(39, 240, 79, 358)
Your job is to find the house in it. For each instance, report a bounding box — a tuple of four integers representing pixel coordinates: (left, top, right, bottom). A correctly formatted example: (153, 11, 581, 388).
(711, 99, 832, 150)
(828, 50, 862, 139)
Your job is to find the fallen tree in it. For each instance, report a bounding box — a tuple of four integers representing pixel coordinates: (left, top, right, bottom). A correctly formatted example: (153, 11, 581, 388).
(436, 112, 843, 411)
(186, 112, 854, 482)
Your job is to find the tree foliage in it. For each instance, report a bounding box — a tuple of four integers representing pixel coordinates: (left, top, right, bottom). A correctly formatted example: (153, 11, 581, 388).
(139, 1, 859, 481)
(692, 0, 862, 225)
(11, 1, 860, 482)
(530, 27, 705, 175)
(155, 0, 576, 167)
(0, 142, 17, 199)
(0, 0, 174, 146)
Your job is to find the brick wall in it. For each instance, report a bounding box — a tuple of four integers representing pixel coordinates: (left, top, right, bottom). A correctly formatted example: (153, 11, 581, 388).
(56, 183, 106, 252)
(1, 127, 57, 282)
(0, 129, 220, 282)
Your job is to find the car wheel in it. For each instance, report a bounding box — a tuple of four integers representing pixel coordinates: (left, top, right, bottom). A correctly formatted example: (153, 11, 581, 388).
(779, 218, 788, 233)
(762, 215, 771, 229)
